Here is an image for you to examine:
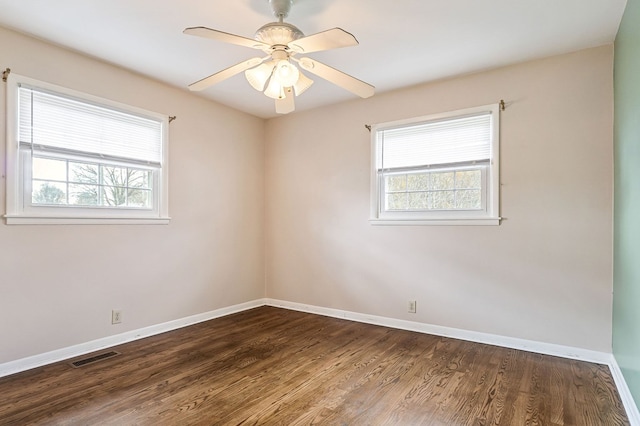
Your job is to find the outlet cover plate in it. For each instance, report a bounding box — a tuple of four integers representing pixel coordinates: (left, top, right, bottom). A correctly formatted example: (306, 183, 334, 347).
(112, 310, 122, 324)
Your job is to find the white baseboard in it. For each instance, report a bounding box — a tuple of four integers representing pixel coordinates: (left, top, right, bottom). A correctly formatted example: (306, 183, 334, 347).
(609, 355, 640, 426)
(266, 299, 611, 363)
(0, 299, 267, 378)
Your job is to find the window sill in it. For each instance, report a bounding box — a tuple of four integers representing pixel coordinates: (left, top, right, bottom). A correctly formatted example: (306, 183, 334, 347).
(4, 215, 171, 225)
(369, 217, 501, 226)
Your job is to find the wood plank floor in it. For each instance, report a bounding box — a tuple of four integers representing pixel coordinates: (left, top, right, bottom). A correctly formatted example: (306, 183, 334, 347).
(0, 306, 629, 425)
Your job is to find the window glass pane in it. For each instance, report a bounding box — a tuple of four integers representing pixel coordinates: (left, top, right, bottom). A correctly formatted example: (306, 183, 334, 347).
(456, 190, 482, 209)
(385, 175, 407, 192)
(69, 184, 99, 206)
(101, 186, 127, 206)
(455, 170, 481, 189)
(407, 192, 430, 210)
(102, 166, 127, 187)
(31, 160, 157, 209)
(129, 169, 151, 189)
(381, 168, 485, 212)
(431, 191, 455, 209)
(127, 189, 151, 208)
(69, 162, 99, 184)
(407, 173, 429, 191)
(430, 172, 454, 190)
(33, 157, 67, 181)
(32, 181, 66, 204)
(386, 193, 407, 210)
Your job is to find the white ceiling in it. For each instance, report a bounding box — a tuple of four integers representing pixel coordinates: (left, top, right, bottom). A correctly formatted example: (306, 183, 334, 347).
(0, 0, 627, 119)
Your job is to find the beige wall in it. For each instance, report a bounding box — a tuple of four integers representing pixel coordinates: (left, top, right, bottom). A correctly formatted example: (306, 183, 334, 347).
(0, 26, 615, 365)
(265, 45, 614, 352)
(0, 27, 265, 363)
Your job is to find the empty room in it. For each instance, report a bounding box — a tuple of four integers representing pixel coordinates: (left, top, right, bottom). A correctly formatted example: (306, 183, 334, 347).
(0, 0, 639, 424)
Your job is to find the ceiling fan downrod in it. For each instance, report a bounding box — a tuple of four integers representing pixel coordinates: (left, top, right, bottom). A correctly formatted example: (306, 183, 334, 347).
(269, 0, 293, 22)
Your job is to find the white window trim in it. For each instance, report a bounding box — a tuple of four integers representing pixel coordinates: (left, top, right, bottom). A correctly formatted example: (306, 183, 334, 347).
(4, 73, 170, 225)
(369, 103, 501, 226)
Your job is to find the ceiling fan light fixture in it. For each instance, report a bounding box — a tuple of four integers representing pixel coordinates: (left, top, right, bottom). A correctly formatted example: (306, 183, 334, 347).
(245, 62, 275, 91)
(293, 71, 314, 96)
(264, 75, 285, 99)
(273, 59, 299, 87)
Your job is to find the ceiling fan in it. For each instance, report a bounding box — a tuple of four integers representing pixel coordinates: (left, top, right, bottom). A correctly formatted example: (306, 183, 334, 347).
(184, 0, 375, 114)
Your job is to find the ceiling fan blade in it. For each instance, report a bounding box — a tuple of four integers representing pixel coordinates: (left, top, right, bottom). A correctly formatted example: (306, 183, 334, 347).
(288, 28, 358, 54)
(293, 57, 375, 98)
(184, 27, 270, 50)
(188, 57, 265, 91)
(275, 87, 295, 114)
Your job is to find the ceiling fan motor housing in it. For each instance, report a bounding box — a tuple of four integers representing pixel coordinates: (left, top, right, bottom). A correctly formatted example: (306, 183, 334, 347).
(255, 21, 304, 48)
(259, 0, 302, 52)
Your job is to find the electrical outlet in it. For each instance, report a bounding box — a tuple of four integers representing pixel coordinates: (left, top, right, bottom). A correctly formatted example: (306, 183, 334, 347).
(112, 310, 122, 324)
(408, 300, 417, 313)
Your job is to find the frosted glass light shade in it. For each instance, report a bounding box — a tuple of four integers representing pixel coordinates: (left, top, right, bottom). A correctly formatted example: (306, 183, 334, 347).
(293, 71, 314, 96)
(264, 76, 285, 99)
(273, 60, 299, 87)
(245, 62, 275, 91)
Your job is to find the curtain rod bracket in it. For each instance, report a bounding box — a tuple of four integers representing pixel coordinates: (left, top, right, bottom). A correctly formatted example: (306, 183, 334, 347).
(365, 124, 371, 132)
(499, 99, 506, 111)
(169, 116, 176, 123)
(2, 68, 11, 82)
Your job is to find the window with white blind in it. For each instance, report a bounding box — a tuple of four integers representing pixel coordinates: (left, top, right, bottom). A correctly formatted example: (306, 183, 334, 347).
(4, 74, 169, 224)
(370, 104, 500, 225)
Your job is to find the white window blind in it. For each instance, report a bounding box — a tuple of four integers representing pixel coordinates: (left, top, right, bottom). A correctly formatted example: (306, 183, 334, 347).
(18, 85, 163, 165)
(377, 112, 492, 170)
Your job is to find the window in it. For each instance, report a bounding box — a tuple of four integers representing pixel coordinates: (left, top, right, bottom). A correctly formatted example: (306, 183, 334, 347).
(5, 74, 169, 224)
(370, 104, 500, 225)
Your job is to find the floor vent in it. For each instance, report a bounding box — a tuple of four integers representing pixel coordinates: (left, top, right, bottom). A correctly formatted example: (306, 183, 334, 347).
(70, 351, 120, 368)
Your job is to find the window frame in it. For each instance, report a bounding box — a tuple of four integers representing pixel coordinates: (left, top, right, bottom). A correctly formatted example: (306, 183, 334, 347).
(370, 104, 501, 226)
(5, 73, 170, 225)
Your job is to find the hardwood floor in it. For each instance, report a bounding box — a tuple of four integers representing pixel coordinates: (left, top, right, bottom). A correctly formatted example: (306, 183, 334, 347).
(0, 307, 629, 425)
